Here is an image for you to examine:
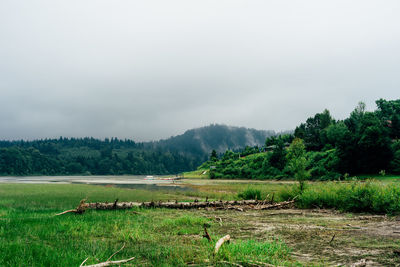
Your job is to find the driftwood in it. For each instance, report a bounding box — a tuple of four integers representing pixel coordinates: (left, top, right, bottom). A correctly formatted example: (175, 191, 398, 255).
(258, 200, 295, 210)
(56, 199, 296, 215)
(188, 260, 279, 267)
(89, 199, 259, 210)
(87, 199, 295, 210)
(350, 259, 367, 267)
(242, 260, 282, 267)
(216, 261, 243, 267)
(80, 243, 135, 267)
(80, 257, 135, 267)
(214, 235, 230, 255)
(56, 199, 88, 216)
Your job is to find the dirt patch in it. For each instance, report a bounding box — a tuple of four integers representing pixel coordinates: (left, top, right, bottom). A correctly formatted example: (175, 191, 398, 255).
(206, 209, 400, 266)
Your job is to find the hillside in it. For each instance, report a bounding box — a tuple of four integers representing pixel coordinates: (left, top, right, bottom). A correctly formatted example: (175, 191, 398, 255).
(152, 124, 275, 161)
(203, 98, 400, 180)
(0, 124, 275, 176)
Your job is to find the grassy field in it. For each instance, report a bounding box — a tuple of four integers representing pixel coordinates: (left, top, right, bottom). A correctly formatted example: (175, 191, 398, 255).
(1, 180, 400, 266)
(182, 169, 209, 179)
(0, 183, 301, 267)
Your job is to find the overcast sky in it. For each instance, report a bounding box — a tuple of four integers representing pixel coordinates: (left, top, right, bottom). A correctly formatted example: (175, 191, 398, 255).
(1, 1, 400, 141)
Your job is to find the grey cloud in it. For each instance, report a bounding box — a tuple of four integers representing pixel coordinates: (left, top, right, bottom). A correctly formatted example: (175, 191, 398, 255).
(1, 0, 400, 141)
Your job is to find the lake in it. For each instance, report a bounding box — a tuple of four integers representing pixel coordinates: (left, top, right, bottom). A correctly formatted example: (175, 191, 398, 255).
(0, 175, 184, 189)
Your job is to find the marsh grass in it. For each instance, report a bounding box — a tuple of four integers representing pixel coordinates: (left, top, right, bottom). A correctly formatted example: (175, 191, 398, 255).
(237, 187, 262, 200)
(216, 239, 296, 266)
(0, 183, 299, 266)
(181, 180, 289, 202)
(280, 180, 400, 214)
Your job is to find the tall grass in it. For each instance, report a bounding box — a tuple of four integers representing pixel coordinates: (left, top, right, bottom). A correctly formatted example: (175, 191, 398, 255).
(237, 187, 262, 200)
(216, 239, 295, 266)
(280, 180, 400, 214)
(0, 183, 299, 266)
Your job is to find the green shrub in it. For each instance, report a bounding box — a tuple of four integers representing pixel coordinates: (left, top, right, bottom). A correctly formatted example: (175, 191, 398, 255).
(278, 185, 301, 201)
(307, 149, 341, 180)
(209, 169, 216, 179)
(390, 150, 400, 173)
(238, 187, 261, 200)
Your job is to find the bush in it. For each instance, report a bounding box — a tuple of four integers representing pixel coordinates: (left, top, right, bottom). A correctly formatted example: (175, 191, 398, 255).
(307, 149, 341, 180)
(279, 180, 400, 214)
(238, 187, 261, 200)
(278, 185, 301, 201)
(390, 150, 400, 173)
(209, 169, 216, 179)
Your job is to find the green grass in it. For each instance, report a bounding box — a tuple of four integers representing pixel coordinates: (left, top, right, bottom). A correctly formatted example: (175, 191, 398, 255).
(0, 183, 300, 266)
(358, 174, 400, 182)
(280, 180, 400, 214)
(183, 169, 209, 179)
(237, 187, 262, 200)
(4, 178, 400, 266)
(179, 179, 291, 202)
(216, 239, 297, 266)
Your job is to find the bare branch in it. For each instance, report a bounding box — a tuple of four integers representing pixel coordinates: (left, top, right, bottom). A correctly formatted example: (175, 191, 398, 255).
(82, 257, 135, 267)
(216, 261, 243, 267)
(203, 225, 211, 242)
(55, 199, 88, 216)
(214, 235, 230, 255)
(106, 243, 125, 261)
(79, 257, 89, 267)
(55, 209, 78, 216)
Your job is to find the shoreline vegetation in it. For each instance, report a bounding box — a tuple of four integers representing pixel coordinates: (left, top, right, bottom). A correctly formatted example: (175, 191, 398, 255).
(0, 99, 399, 181)
(2, 98, 400, 265)
(1, 181, 400, 266)
(195, 99, 400, 182)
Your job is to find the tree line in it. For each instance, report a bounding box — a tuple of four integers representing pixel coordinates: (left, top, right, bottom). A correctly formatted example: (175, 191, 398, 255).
(0, 124, 273, 176)
(0, 137, 197, 176)
(205, 98, 400, 180)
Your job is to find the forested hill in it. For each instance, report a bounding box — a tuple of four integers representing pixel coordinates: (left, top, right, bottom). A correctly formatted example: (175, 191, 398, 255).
(0, 124, 274, 176)
(151, 124, 275, 156)
(204, 98, 400, 180)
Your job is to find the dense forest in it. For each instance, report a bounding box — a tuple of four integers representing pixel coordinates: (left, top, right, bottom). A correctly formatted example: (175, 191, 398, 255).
(204, 98, 400, 180)
(0, 138, 196, 175)
(0, 124, 271, 176)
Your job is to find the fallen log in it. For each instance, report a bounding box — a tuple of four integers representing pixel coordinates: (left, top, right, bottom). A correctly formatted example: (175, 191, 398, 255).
(56, 199, 296, 215)
(257, 200, 295, 210)
(87, 199, 260, 210)
(88, 199, 295, 210)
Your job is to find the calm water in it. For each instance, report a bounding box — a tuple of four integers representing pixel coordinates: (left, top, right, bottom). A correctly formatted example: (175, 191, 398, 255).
(0, 175, 194, 191)
(0, 175, 184, 189)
